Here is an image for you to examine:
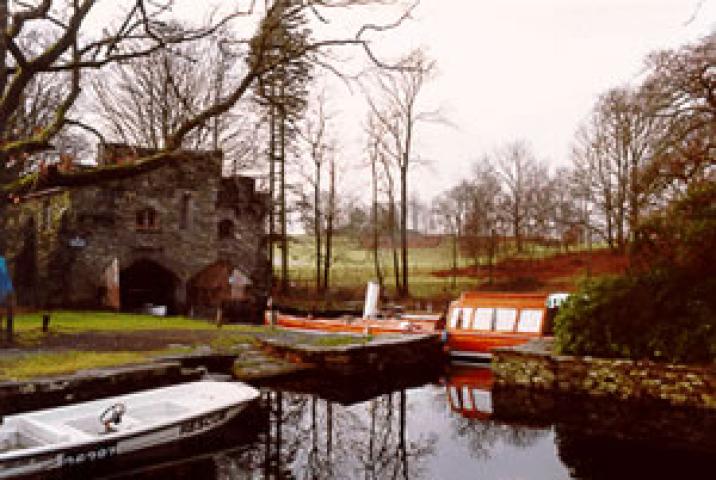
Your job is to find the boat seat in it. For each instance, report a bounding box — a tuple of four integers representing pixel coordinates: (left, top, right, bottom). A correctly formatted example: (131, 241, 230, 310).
(14, 417, 78, 444)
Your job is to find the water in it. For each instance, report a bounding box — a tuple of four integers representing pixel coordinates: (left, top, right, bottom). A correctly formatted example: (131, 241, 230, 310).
(25, 366, 716, 479)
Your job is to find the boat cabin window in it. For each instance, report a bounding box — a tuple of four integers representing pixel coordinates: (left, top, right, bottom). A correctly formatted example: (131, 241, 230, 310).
(473, 308, 494, 331)
(461, 308, 474, 329)
(517, 309, 543, 333)
(495, 308, 518, 331)
(449, 308, 461, 329)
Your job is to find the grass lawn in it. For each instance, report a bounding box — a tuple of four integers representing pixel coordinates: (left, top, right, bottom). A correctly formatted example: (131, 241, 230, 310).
(0, 350, 182, 381)
(280, 234, 483, 300)
(0, 311, 375, 380)
(275, 234, 603, 304)
(12, 311, 269, 334)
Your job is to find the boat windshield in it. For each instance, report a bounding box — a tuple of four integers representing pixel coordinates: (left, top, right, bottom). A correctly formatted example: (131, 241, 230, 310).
(473, 308, 494, 331)
(495, 308, 517, 332)
(517, 309, 543, 333)
(449, 308, 461, 329)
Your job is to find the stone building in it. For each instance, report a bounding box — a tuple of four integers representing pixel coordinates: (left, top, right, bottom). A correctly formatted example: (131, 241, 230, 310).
(0, 146, 268, 318)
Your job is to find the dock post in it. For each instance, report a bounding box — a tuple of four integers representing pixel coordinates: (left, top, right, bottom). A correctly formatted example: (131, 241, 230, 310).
(5, 296, 14, 344)
(215, 306, 223, 328)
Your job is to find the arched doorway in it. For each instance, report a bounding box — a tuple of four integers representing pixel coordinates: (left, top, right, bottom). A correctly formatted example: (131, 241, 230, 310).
(120, 259, 179, 314)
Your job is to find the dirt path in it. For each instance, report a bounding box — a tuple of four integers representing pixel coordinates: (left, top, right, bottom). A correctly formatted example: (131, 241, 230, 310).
(15, 330, 228, 352)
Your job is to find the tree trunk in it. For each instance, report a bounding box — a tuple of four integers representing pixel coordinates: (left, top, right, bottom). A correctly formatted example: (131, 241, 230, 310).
(400, 163, 408, 297)
(382, 157, 401, 294)
(629, 154, 639, 243)
(451, 229, 457, 289)
(371, 155, 384, 288)
(267, 102, 276, 292)
(604, 176, 614, 250)
(279, 105, 288, 293)
(323, 159, 335, 290)
(314, 159, 322, 293)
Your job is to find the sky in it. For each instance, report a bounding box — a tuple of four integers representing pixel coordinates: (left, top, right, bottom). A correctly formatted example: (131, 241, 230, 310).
(335, 0, 716, 200)
(86, 0, 716, 202)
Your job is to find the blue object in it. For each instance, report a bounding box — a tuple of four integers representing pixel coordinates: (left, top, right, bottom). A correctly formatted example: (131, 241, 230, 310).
(0, 256, 13, 304)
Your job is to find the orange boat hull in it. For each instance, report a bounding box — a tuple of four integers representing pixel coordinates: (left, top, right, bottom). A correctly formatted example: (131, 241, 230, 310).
(265, 312, 440, 335)
(447, 331, 542, 354)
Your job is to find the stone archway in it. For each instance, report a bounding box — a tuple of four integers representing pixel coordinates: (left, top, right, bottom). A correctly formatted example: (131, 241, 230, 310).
(120, 259, 179, 314)
(186, 261, 232, 313)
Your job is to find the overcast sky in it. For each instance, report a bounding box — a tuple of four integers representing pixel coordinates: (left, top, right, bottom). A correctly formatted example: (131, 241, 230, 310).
(338, 0, 716, 200)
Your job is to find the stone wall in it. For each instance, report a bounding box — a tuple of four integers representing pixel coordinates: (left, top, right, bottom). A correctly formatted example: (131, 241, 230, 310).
(492, 341, 716, 409)
(259, 334, 444, 376)
(1, 151, 268, 312)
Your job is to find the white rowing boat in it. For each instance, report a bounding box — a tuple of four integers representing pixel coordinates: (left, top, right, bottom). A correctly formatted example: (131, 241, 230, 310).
(0, 380, 259, 478)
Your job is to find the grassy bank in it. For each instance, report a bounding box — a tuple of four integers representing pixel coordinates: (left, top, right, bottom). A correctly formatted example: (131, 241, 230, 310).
(275, 234, 612, 305)
(12, 311, 269, 333)
(281, 235, 478, 299)
(0, 350, 180, 381)
(0, 311, 374, 380)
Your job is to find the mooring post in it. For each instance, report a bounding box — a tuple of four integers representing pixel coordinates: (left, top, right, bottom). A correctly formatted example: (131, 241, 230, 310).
(6, 296, 14, 344)
(216, 306, 223, 329)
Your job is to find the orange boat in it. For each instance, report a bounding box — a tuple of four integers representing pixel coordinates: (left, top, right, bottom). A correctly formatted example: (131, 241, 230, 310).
(264, 310, 441, 336)
(444, 291, 568, 360)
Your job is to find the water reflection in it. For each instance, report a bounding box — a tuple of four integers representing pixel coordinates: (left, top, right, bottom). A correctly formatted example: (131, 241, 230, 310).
(35, 366, 716, 480)
(252, 389, 436, 480)
(444, 365, 549, 462)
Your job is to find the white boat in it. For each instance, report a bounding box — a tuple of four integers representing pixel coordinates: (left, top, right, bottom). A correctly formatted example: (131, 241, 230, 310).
(0, 380, 259, 478)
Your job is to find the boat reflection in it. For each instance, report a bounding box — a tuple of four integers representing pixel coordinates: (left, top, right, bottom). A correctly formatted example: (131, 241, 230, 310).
(444, 365, 494, 420)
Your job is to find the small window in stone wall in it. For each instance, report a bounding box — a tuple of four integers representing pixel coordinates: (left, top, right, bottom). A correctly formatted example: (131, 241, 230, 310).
(136, 207, 159, 231)
(218, 219, 234, 239)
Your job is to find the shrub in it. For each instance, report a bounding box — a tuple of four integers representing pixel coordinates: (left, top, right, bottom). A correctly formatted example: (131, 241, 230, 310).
(555, 268, 716, 363)
(555, 181, 716, 364)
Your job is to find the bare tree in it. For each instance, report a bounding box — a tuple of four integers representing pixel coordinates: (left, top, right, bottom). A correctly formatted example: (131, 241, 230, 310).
(0, 1, 242, 177)
(91, 28, 261, 162)
(299, 91, 331, 293)
(641, 32, 715, 197)
(365, 111, 386, 289)
(322, 148, 337, 290)
(380, 147, 401, 293)
(433, 182, 470, 288)
(571, 87, 661, 250)
(492, 140, 542, 253)
(463, 160, 501, 267)
(363, 48, 436, 297)
(0, 0, 419, 213)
